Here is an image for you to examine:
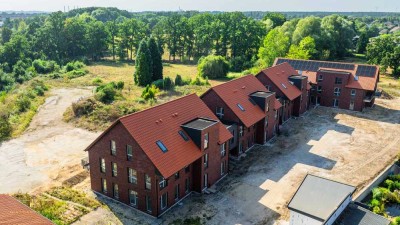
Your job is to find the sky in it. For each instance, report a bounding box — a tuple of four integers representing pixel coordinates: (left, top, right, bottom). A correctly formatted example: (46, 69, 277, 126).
(0, 0, 399, 12)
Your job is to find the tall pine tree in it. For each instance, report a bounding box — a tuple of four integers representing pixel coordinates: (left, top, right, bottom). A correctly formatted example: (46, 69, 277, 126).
(147, 37, 163, 81)
(134, 39, 153, 86)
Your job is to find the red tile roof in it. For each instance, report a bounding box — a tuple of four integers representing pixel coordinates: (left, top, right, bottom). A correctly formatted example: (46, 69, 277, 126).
(202, 75, 269, 128)
(87, 94, 232, 178)
(274, 99, 282, 110)
(256, 63, 302, 101)
(302, 71, 317, 84)
(0, 195, 54, 225)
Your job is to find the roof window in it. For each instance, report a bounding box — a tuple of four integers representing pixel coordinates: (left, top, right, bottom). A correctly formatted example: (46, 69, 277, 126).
(281, 83, 287, 89)
(156, 140, 168, 153)
(237, 103, 245, 111)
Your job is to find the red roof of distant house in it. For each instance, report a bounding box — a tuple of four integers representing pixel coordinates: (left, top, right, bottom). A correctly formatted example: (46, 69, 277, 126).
(274, 58, 379, 91)
(256, 63, 302, 101)
(86, 94, 232, 178)
(0, 195, 54, 225)
(202, 75, 270, 128)
(274, 99, 282, 110)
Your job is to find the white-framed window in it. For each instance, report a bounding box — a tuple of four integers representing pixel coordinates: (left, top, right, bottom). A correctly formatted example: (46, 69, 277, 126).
(216, 107, 224, 119)
(333, 99, 339, 108)
(351, 89, 356, 96)
(239, 126, 243, 137)
(126, 145, 133, 161)
(145, 174, 151, 190)
(220, 161, 225, 175)
(100, 158, 106, 173)
(266, 102, 269, 112)
(128, 168, 137, 184)
(220, 143, 226, 157)
(204, 154, 208, 168)
(318, 74, 323, 81)
(113, 183, 119, 199)
(317, 86, 322, 93)
(102, 178, 107, 194)
(111, 140, 116, 155)
(204, 133, 209, 149)
(129, 190, 138, 207)
(160, 193, 168, 210)
(334, 87, 341, 96)
(275, 110, 278, 119)
(159, 178, 167, 189)
(175, 184, 180, 200)
(146, 196, 152, 212)
(335, 77, 343, 84)
(185, 178, 190, 193)
(112, 162, 117, 177)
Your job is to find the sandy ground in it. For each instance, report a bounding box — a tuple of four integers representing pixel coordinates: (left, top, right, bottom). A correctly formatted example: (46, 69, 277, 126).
(73, 97, 400, 225)
(0, 88, 100, 194)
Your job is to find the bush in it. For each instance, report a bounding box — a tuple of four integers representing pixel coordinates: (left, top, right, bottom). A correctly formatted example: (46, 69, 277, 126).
(141, 84, 159, 101)
(152, 77, 174, 90)
(30, 80, 48, 96)
(198, 55, 229, 79)
(190, 76, 209, 86)
(15, 95, 31, 112)
(0, 71, 15, 92)
(175, 74, 184, 86)
(65, 61, 85, 72)
(95, 85, 117, 104)
(92, 77, 103, 85)
(64, 69, 88, 79)
(229, 56, 253, 72)
(32, 59, 59, 74)
(47, 186, 101, 209)
(115, 81, 124, 90)
(0, 113, 12, 140)
(72, 98, 97, 117)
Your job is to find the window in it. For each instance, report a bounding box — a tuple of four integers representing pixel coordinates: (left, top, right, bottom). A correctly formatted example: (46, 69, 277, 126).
(111, 140, 116, 155)
(239, 126, 243, 137)
(249, 98, 257, 105)
(178, 131, 189, 141)
(335, 77, 342, 84)
(237, 103, 245, 111)
(129, 190, 138, 207)
(100, 158, 106, 173)
(238, 142, 243, 154)
(265, 116, 269, 127)
(175, 184, 180, 200)
(220, 143, 226, 157)
(216, 107, 224, 118)
(185, 178, 190, 193)
(126, 145, 133, 161)
(266, 85, 270, 90)
(156, 140, 168, 153)
(102, 178, 107, 194)
(318, 74, 323, 81)
(175, 172, 180, 180)
(333, 99, 339, 108)
(204, 133, 209, 149)
(230, 130, 235, 145)
(185, 166, 190, 173)
(145, 174, 151, 190)
(317, 86, 322, 93)
(204, 173, 208, 188)
(204, 154, 208, 168)
(275, 110, 278, 119)
(159, 178, 167, 189)
(128, 168, 137, 184)
(221, 161, 225, 175)
(146, 196, 152, 212)
(351, 89, 356, 96)
(334, 87, 341, 96)
(281, 83, 287, 89)
(266, 102, 269, 112)
(112, 162, 117, 177)
(160, 193, 168, 210)
(113, 183, 119, 199)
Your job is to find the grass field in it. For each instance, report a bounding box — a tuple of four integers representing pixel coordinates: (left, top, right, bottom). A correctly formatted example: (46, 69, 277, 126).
(379, 74, 400, 98)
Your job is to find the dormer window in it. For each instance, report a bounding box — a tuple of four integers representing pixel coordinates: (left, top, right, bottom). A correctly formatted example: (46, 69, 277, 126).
(237, 103, 245, 111)
(204, 133, 209, 149)
(216, 107, 224, 119)
(156, 141, 168, 153)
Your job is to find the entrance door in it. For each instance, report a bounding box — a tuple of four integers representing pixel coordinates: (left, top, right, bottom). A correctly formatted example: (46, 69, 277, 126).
(349, 101, 354, 110)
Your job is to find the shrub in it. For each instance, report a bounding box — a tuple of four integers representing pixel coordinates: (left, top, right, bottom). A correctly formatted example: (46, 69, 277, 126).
(190, 76, 209, 86)
(92, 77, 103, 85)
(152, 77, 174, 90)
(141, 84, 159, 101)
(32, 59, 59, 74)
(198, 55, 229, 79)
(15, 94, 31, 112)
(115, 81, 124, 90)
(229, 56, 253, 72)
(72, 98, 97, 117)
(0, 71, 15, 92)
(175, 74, 184, 86)
(30, 80, 48, 96)
(47, 186, 101, 209)
(95, 84, 117, 104)
(65, 61, 85, 72)
(0, 113, 12, 140)
(64, 69, 88, 79)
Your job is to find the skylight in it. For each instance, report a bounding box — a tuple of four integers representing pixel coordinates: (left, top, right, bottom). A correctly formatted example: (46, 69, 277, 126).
(237, 103, 245, 111)
(248, 98, 257, 105)
(178, 130, 189, 141)
(156, 140, 168, 153)
(281, 83, 287, 89)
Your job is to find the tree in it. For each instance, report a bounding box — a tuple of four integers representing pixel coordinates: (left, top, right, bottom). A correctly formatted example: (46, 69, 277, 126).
(147, 37, 163, 81)
(197, 55, 229, 79)
(367, 34, 400, 76)
(86, 20, 108, 60)
(134, 39, 153, 86)
(263, 12, 286, 28)
(1, 27, 12, 44)
(321, 15, 355, 58)
(0, 34, 30, 67)
(287, 36, 316, 60)
(292, 16, 322, 45)
(258, 28, 290, 67)
(106, 20, 119, 60)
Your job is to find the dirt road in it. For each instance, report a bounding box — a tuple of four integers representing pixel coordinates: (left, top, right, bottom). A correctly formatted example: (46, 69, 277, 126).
(0, 88, 100, 194)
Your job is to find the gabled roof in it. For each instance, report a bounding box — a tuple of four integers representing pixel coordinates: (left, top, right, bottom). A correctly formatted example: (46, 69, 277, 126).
(201, 75, 269, 128)
(335, 203, 390, 225)
(0, 195, 54, 225)
(86, 94, 232, 178)
(274, 58, 379, 91)
(256, 63, 302, 101)
(288, 174, 356, 221)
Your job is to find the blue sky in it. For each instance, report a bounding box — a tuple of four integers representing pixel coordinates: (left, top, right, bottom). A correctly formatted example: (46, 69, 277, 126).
(0, 0, 399, 12)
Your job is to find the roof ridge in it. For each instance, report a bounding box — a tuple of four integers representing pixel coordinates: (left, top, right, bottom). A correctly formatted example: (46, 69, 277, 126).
(275, 57, 379, 68)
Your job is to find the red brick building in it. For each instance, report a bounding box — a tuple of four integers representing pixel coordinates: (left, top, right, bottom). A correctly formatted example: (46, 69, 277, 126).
(273, 58, 379, 112)
(256, 63, 310, 124)
(85, 94, 232, 217)
(201, 75, 282, 157)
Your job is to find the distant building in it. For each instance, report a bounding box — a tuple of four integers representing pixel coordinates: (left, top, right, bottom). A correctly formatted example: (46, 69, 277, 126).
(274, 58, 379, 112)
(0, 194, 54, 225)
(288, 174, 390, 225)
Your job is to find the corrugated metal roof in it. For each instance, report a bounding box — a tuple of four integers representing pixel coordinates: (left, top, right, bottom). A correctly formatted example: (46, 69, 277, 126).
(288, 174, 356, 221)
(0, 195, 54, 225)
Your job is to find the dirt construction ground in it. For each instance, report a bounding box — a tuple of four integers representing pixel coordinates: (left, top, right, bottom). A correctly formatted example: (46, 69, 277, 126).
(74, 97, 400, 225)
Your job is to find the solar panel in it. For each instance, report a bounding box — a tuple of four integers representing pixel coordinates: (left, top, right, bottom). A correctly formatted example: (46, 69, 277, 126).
(356, 65, 377, 77)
